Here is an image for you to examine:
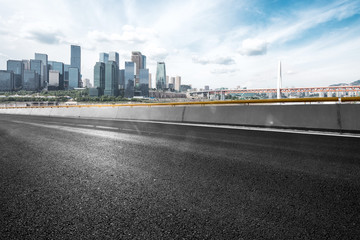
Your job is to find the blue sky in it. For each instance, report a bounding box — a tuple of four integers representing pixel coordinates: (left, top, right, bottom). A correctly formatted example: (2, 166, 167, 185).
(0, 0, 359, 89)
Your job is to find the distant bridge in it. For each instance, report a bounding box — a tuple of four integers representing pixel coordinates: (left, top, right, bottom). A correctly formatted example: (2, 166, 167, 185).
(190, 86, 360, 98)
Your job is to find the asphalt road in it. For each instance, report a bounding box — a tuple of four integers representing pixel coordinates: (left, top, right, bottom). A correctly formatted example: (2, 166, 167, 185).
(1, 114, 360, 239)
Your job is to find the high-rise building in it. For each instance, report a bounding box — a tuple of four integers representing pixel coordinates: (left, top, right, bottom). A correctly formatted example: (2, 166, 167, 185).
(156, 62, 166, 90)
(166, 75, 169, 88)
(119, 69, 125, 97)
(0, 70, 14, 91)
(142, 55, 146, 69)
(48, 61, 64, 90)
(68, 67, 79, 89)
(35, 53, 48, 87)
(48, 70, 60, 88)
(205, 85, 209, 90)
(131, 51, 144, 87)
(124, 61, 135, 98)
(171, 77, 175, 85)
(23, 70, 39, 91)
(7, 60, 24, 89)
(64, 64, 70, 89)
(175, 76, 181, 91)
(30, 59, 42, 89)
(93, 62, 105, 95)
(139, 69, 149, 97)
(108, 52, 119, 67)
(104, 61, 118, 96)
(22, 60, 30, 70)
(99, 52, 109, 63)
(70, 45, 81, 76)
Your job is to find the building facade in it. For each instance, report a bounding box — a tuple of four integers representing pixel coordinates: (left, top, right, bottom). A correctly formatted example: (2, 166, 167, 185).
(48, 70, 60, 88)
(7, 60, 23, 89)
(48, 61, 64, 90)
(175, 76, 181, 91)
(124, 61, 135, 98)
(23, 70, 39, 91)
(68, 67, 79, 89)
(35, 53, 48, 87)
(156, 62, 166, 90)
(99, 53, 109, 63)
(104, 61, 118, 96)
(70, 45, 81, 77)
(0, 70, 14, 91)
(139, 68, 149, 97)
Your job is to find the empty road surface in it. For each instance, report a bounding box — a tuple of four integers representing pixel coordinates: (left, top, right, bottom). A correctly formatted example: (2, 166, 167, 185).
(1, 114, 360, 239)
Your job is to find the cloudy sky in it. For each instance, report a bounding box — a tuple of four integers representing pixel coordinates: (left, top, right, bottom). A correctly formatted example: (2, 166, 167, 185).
(0, 0, 359, 89)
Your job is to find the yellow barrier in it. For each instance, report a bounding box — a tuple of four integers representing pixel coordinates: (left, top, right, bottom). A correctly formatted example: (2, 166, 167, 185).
(1, 97, 360, 109)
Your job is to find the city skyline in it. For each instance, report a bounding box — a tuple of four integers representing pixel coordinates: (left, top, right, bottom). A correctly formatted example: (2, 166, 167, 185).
(0, 0, 359, 89)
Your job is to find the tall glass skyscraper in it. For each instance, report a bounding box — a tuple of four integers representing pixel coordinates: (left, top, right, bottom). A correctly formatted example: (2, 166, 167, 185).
(48, 61, 64, 90)
(0, 70, 14, 91)
(30, 59, 42, 89)
(139, 69, 149, 97)
(7, 60, 23, 89)
(35, 53, 48, 87)
(108, 52, 119, 67)
(23, 70, 39, 91)
(124, 61, 135, 98)
(99, 53, 109, 63)
(70, 45, 81, 75)
(156, 62, 166, 90)
(104, 61, 118, 96)
(68, 67, 79, 89)
(93, 62, 105, 95)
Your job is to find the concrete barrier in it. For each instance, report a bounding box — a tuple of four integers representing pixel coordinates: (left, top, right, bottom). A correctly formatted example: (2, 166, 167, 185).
(183, 104, 340, 131)
(1, 103, 360, 132)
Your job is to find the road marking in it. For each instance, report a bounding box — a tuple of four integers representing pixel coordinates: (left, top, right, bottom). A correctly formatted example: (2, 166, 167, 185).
(95, 126, 118, 130)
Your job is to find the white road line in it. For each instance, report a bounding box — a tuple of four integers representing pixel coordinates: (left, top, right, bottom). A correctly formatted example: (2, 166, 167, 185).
(95, 126, 118, 130)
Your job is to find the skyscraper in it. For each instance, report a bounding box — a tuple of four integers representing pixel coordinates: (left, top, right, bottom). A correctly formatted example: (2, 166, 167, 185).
(7, 60, 23, 89)
(93, 62, 105, 95)
(131, 51, 144, 88)
(64, 64, 71, 89)
(70, 45, 81, 75)
(23, 70, 39, 91)
(48, 70, 60, 88)
(68, 67, 79, 89)
(175, 76, 181, 91)
(104, 61, 118, 96)
(30, 59, 42, 89)
(124, 61, 135, 98)
(99, 52, 109, 63)
(35, 53, 48, 87)
(108, 52, 119, 67)
(156, 62, 166, 90)
(48, 61, 64, 90)
(0, 70, 14, 91)
(142, 55, 146, 69)
(139, 68, 149, 97)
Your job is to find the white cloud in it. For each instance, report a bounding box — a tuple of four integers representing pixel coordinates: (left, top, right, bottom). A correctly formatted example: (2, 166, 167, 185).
(239, 38, 268, 56)
(192, 56, 235, 65)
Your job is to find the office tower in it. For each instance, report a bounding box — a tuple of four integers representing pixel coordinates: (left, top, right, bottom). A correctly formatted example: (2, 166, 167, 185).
(142, 55, 146, 69)
(48, 70, 60, 88)
(7, 60, 24, 89)
(68, 67, 79, 89)
(156, 62, 166, 90)
(64, 64, 70, 89)
(131, 51, 144, 87)
(92, 62, 105, 96)
(0, 70, 14, 91)
(104, 61, 118, 96)
(171, 77, 175, 85)
(175, 76, 181, 91)
(108, 52, 119, 67)
(35, 53, 48, 87)
(139, 69, 149, 97)
(119, 69, 125, 97)
(71, 45, 81, 75)
(48, 61, 64, 90)
(99, 52, 109, 63)
(30, 59, 42, 89)
(205, 85, 209, 90)
(22, 60, 30, 70)
(23, 70, 39, 91)
(166, 76, 169, 88)
(124, 61, 135, 98)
